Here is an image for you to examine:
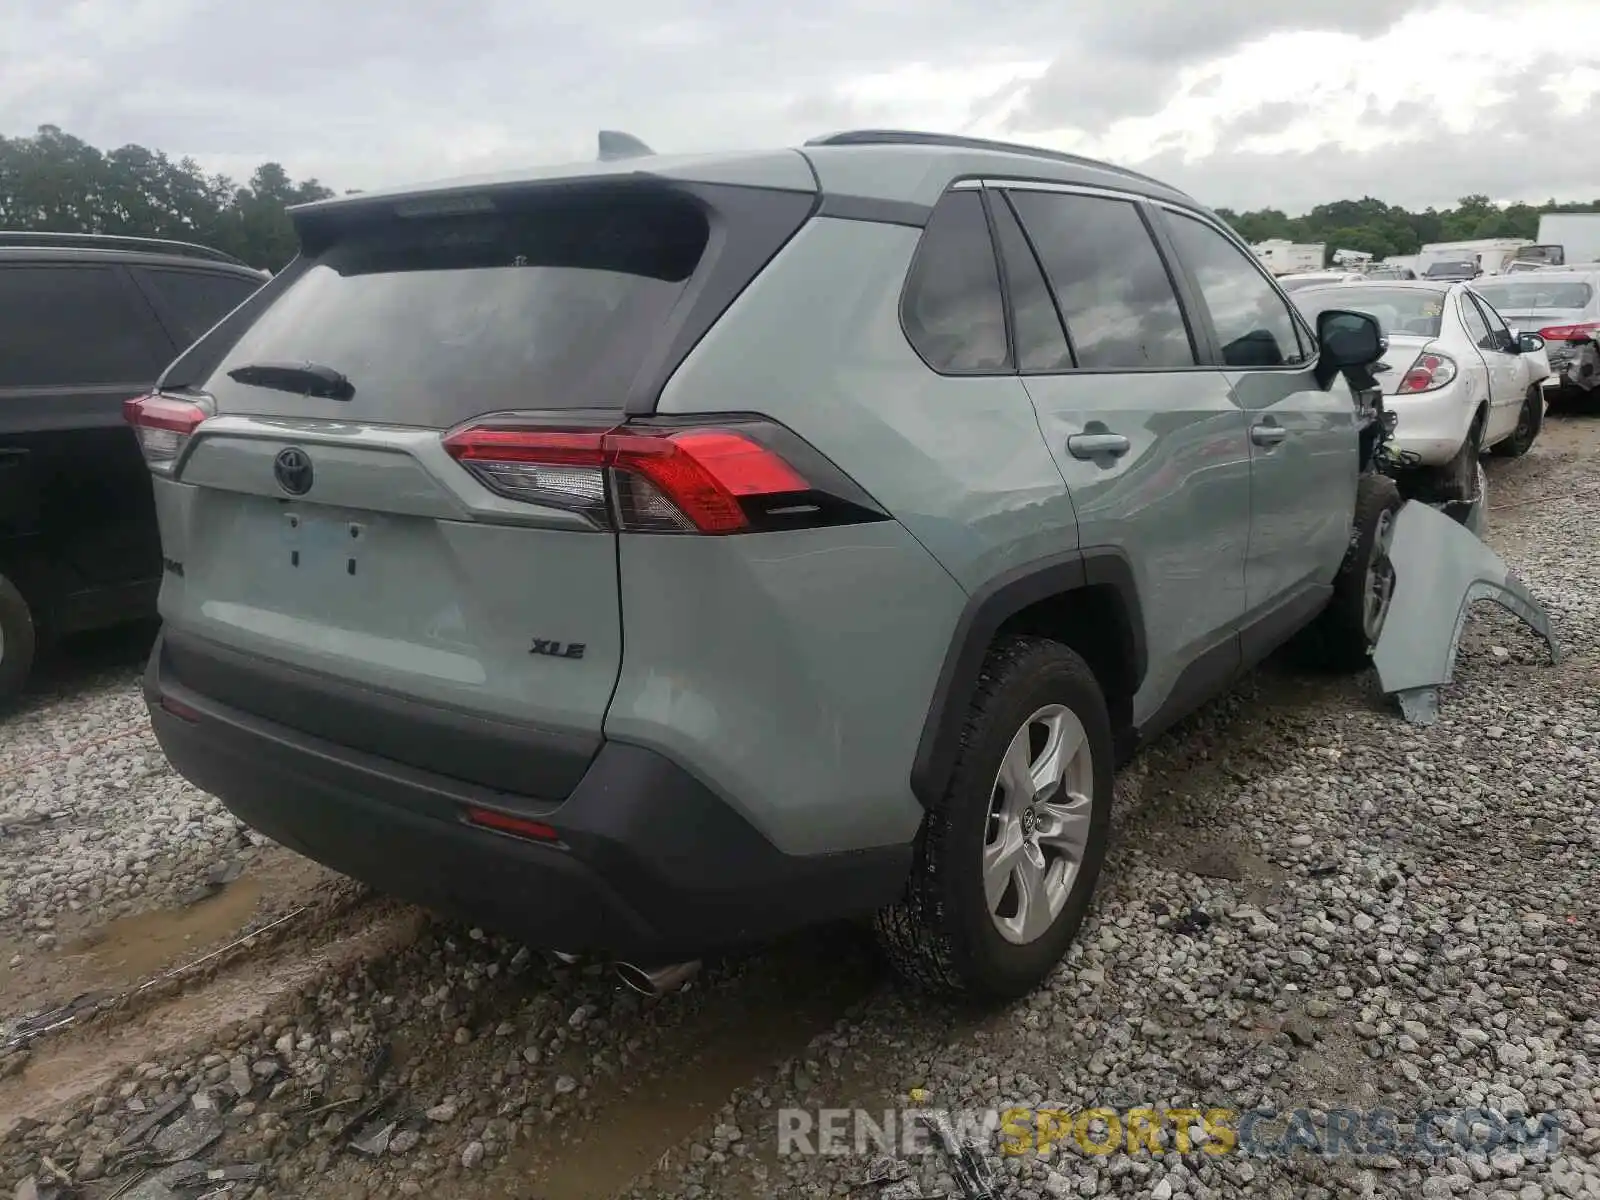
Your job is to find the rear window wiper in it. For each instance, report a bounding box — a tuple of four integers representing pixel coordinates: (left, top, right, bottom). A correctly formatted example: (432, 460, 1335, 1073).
(225, 361, 355, 401)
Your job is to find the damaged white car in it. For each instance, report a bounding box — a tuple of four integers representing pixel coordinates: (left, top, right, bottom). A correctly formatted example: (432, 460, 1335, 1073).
(1470, 271, 1600, 403)
(1293, 280, 1550, 506)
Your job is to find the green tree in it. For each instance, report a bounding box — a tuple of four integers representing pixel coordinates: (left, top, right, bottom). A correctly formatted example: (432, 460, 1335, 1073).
(0, 125, 332, 271)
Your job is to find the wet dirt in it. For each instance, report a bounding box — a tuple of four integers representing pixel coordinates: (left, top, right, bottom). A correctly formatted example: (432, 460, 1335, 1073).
(0, 848, 334, 1038)
(491, 934, 881, 1200)
(0, 903, 420, 1133)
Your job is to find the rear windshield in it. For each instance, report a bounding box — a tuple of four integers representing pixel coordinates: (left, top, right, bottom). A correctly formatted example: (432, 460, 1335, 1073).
(1472, 280, 1594, 310)
(1425, 261, 1474, 277)
(1278, 275, 1339, 292)
(1293, 286, 1448, 338)
(204, 188, 710, 424)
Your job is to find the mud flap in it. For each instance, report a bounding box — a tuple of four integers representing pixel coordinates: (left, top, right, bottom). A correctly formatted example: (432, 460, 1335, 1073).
(1371, 500, 1560, 725)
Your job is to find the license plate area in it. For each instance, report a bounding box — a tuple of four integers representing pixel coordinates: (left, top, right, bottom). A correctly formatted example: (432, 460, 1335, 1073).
(282, 509, 368, 576)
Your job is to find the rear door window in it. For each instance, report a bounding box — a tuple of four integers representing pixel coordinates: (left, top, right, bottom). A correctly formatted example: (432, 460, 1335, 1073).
(134, 267, 264, 347)
(987, 194, 1073, 372)
(901, 190, 1011, 374)
(205, 188, 715, 425)
(0, 264, 175, 388)
(1459, 294, 1494, 349)
(1004, 190, 1196, 370)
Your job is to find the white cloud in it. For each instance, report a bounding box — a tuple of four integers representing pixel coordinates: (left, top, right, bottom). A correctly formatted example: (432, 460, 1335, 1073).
(1, 0, 1598, 211)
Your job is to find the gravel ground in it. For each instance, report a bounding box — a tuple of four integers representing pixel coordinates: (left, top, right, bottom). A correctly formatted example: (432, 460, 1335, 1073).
(1, 412, 1597, 1200)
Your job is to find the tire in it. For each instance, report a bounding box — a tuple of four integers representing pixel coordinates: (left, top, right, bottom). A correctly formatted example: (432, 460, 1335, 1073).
(874, 636, 1114, 1000)
(1491, 387, 1542, 458)
(0, 572, 37, 705)
(1419, 422, 1482, 504)
(1306, 473, 1403, 672)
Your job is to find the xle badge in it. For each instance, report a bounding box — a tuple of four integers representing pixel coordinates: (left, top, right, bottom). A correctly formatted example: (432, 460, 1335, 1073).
(530, 639, 586, 660)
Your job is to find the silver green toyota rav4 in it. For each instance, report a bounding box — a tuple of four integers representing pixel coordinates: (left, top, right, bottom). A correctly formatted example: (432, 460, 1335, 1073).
(130, 130, 1388, 1000)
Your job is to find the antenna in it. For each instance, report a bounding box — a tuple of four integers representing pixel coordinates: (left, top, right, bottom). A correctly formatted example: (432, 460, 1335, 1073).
(597, 131, 655, 162)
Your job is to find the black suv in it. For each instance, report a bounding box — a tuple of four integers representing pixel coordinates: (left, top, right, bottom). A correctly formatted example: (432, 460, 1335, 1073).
(0, 232, 268, 699)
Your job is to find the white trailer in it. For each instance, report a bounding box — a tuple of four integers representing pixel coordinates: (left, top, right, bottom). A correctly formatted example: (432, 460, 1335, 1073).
(1417, 239, 1533, 277)
(1251, 240, 1325, 276)
(1536, 213, 1600, 265)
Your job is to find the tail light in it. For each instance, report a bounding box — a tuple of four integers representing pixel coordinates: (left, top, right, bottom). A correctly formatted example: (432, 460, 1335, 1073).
(1396, 351, 1457, 394)
(123, 391, 214, 474)
(441, 417, 885, 535)
(1537, 321, 1600, 342)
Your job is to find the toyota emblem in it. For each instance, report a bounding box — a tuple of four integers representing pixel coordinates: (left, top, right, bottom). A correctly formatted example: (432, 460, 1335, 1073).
(274, 447, 314, 496)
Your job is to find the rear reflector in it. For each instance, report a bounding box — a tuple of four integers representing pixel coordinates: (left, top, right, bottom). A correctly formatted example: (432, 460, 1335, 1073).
(443, 421, 816, 534)
(124, 392, 213, 474)
(463, 806, 560, 843)
(159, 695, 203, 723)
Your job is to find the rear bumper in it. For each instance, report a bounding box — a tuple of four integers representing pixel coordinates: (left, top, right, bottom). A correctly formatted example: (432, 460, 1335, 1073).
(145, 631, 911, 959)
(1383, 387, 1474, 465)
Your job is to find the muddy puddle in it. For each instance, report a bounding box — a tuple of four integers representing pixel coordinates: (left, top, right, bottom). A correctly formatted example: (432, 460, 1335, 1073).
(56, 875, 267, 982)
(0, 908, 421, 1133)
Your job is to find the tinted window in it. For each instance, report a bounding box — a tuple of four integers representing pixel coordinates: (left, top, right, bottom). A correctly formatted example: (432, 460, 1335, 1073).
(1293, 285, 1448, 339)
(989, 196, 1072, 371)
(207, 189, 714, 421)
(1007, 191, 1194, 370)
(1459, 293, 1493, 347)
(136, 268, 263, 347)
(1165, 212, 1309, 367)
(0, 265, 174, 388)
(1471, 295, 1514, 352)
(902, 191, 1010, 373)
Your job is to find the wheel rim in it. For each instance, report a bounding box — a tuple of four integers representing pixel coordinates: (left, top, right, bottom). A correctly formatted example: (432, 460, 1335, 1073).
(1515, 397, 1534, 442)
(983, 704, 1094, 945)
(1363, 508, 1397, 641)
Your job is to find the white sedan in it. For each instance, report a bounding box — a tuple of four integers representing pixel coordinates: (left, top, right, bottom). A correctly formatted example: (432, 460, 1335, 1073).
(1292, 280, 1550, 496)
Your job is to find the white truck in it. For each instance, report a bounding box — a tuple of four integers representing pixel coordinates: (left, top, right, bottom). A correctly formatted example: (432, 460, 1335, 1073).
(1417, 239, 1533, 278)
(1535, 213, 1600, 266)
(1252, 240, 1325, 276)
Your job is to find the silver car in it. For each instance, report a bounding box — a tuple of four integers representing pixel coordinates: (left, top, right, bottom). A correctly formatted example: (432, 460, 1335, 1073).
(1471, 271, 1600, 397)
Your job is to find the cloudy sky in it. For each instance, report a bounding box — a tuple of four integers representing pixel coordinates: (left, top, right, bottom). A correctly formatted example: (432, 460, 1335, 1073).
(4, 0, 1599, 213)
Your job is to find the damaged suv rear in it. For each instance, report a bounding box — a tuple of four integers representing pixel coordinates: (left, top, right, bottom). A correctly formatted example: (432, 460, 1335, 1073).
(137, 132, 1427, 1000)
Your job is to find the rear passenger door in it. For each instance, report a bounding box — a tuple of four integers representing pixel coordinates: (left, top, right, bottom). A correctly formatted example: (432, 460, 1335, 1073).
(994, 184, 1252, 731)
(0, 262, 179, 584)
(1154, 208, 1357, 648)
(129, 266, 264, 351)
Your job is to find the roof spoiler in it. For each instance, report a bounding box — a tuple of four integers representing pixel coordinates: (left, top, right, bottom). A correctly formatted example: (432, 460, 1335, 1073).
(598, 131, 655, 162)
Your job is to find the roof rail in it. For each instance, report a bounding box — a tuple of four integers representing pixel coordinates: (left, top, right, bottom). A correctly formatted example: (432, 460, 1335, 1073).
(0, 230, 254, 269)
(802, 129, 1179, 192)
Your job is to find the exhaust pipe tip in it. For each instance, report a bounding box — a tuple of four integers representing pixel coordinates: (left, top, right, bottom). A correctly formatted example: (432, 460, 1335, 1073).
(614, 959, 701, 996)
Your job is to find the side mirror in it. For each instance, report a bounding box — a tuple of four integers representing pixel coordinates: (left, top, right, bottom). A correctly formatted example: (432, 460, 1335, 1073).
(1517, 332, 1545, 354)
(1315, 309, 1384, 389)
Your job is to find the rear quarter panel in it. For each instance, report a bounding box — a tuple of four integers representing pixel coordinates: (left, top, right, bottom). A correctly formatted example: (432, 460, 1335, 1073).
(644, 216, 1078, 854)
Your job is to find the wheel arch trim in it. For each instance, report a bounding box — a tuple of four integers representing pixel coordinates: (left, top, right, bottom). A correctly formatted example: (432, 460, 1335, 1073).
(908, 547, 1146, 809)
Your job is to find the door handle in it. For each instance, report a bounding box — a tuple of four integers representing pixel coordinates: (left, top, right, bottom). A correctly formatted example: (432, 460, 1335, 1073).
(1250, 422, 1289, 447)
(1066, 433, 1130, 459)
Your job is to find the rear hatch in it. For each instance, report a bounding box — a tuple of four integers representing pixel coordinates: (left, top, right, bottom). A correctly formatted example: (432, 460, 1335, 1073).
(144, 170, 816, 797)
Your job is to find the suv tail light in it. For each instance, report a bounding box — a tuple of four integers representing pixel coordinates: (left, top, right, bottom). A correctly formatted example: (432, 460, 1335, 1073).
(1396, 351, 1458, 394)
(123, 392, 213, 474)
(442, 418, 885, 535)
(1537, 321, 1600, 343)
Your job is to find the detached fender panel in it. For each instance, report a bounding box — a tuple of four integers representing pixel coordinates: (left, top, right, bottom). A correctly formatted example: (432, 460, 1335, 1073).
(909, 547, 1145, 808)
(1372, 499, 1560, 725)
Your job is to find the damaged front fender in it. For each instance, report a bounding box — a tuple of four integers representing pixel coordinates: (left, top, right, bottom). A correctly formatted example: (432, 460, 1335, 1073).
(1371, 499, 1560, 725)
